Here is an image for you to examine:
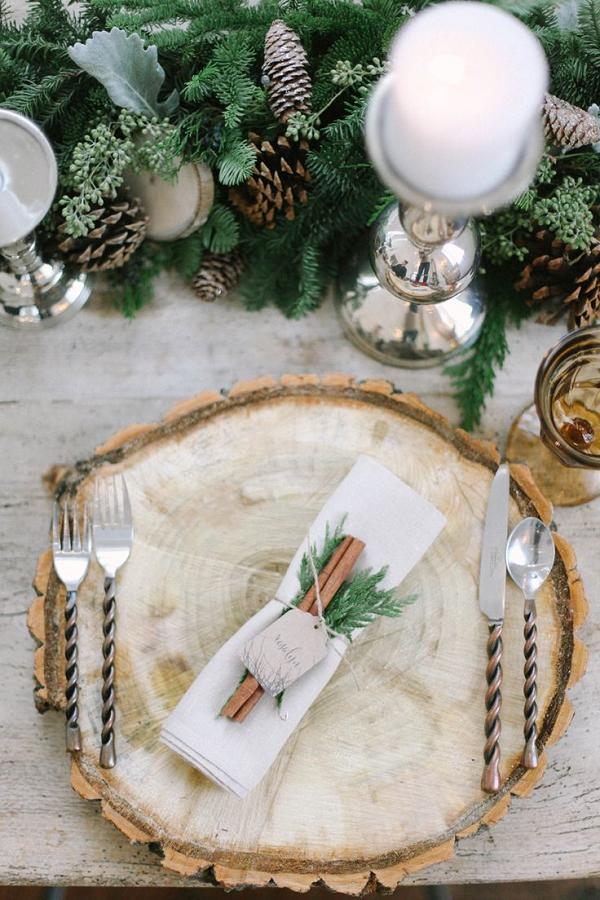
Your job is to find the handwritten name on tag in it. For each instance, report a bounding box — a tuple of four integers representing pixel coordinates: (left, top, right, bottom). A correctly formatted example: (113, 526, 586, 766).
(240, 608, 329, 696)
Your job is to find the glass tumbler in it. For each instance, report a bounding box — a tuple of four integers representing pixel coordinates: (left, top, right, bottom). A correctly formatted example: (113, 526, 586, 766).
(507, 325, 600, 507)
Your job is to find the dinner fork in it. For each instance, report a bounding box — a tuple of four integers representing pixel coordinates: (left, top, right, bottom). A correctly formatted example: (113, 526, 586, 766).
(52, 499, 91, 752)
(93, 474, 134, 768)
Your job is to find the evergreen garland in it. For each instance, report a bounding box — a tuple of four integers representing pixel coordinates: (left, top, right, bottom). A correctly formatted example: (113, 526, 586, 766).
(3, 0, 600, 427)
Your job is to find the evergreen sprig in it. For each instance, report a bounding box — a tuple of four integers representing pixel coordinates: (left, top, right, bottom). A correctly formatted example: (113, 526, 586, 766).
(445, 277, 530, 431)
(292, 519, 415, 640)
(325, 569, 415, 640)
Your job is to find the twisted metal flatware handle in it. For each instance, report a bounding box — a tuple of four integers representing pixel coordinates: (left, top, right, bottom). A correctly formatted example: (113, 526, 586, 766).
(482, 622, 502, 793)
(65, 589, 81, 752)
(100, 576, 116, 768)
(522, 600, 538, 768)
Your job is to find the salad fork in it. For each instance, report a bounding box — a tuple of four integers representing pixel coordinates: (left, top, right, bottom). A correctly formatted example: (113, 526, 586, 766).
(93, 474, 133, 768)
(52, 499, 91, 752)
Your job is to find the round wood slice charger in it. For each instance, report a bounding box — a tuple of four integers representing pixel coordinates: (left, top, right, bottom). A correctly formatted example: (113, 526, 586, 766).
(29, 375, 587, 892)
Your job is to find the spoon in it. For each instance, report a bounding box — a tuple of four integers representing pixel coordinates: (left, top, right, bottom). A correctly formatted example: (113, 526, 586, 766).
(506, 517, 555, 768)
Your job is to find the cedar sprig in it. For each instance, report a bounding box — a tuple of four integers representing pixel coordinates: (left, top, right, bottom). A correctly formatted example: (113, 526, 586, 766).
(445, 277, 530, 432)
(292, 518, 416, 640)
(324, 568, 415, 641)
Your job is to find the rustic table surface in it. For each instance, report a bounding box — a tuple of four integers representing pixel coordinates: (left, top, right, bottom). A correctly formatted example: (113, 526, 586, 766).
(1, 271, 598, 887)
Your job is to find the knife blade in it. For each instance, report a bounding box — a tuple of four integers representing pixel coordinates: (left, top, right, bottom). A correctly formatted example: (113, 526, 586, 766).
(479, 463, 510, 623)
(479, 462, 510, 794)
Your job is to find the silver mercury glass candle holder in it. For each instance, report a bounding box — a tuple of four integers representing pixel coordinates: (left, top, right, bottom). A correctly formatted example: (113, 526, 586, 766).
(0, 109, 91, 328)
(336, 69, 545, 368)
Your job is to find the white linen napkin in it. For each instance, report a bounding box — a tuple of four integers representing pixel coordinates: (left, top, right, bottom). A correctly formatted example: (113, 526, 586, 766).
(160, 454, 446, 797)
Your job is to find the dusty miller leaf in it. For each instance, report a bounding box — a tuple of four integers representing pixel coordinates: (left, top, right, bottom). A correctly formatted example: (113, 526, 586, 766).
(68, 28, 179, 118)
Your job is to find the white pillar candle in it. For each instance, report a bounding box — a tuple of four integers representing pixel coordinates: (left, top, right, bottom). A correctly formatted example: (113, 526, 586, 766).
(0, 111, 57, 246)
(371, 1, 548, 202)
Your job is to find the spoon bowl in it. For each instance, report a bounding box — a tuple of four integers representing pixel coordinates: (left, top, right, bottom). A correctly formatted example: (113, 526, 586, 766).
(506, 516, 555, 598)
(506, 515, 555, 770)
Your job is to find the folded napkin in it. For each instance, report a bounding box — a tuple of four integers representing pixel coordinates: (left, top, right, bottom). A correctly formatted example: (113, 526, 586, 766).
(160, 454, 446, 797)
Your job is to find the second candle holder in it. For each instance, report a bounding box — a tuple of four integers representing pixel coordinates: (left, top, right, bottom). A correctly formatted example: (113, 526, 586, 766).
(337, 2, 548, 368)
(337, 199, 485, 367)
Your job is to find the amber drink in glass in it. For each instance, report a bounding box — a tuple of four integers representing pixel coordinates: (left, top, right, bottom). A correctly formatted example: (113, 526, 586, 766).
(535, 326, 600, 468)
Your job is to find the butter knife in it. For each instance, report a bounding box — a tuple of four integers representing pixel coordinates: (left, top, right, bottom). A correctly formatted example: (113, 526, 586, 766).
(479, 463, 510, 794)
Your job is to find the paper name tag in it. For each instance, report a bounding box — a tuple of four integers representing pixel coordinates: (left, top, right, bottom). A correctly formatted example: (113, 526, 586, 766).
(240, 608, 329, 696)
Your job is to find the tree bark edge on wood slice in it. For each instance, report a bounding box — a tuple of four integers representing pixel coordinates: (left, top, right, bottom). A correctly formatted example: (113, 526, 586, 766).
(28, 374, 588, 892)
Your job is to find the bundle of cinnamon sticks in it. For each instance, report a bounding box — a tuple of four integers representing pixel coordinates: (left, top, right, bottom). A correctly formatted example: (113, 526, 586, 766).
(221, 534, 365, 723)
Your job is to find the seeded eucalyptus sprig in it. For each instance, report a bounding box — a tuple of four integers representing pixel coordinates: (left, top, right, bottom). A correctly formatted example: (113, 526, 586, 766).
(59, 112, 136, 238)
(59, 110, 178, 238)
(534, 175, 597, 250)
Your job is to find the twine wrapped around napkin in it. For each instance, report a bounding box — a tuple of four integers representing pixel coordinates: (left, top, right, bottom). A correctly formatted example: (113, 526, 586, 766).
(160, 455, 446, 797)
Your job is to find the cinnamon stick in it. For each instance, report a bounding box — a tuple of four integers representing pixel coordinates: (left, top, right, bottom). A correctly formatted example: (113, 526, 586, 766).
(232, 684, 265, 722)
(298, 535, 353, 613)
(307, 537, 365, 616)
(221, 535, 353, 720)
(221, 674, 261, 717)
(226, 535, 365, 723)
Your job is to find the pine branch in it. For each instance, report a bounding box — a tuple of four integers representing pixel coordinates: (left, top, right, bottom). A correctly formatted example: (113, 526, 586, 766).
(3, 71, 76, 122)
(109, 241, 168, 317)
(445, 277, 531, 431)
(292, 244, 325, 317)
(216, 129, 258, 186)
(200, 202, 240, 253)
(182, 32, 263, 129)
(579, 0, 600, 68)
(368, 191, 396, 226)
(165, 232, 204, 280)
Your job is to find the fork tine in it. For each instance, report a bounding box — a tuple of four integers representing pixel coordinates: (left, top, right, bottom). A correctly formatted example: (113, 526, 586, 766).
(119, 474, 132, 525)
(62, 500, 71, 552)
(71, 499, 82, 552)
(112, 474, 121, 523)
(93, 478, 102, 527)
(98, 477, 109, 528)
(103, 476, 113, 526)
(83, 503, 92, 553)
(51, 501, 60, 551)
(110, 475, 118, 525)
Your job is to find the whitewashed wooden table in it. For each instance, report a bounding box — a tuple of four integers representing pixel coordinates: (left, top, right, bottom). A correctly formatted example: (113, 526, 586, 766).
(0, 275, 598, 886)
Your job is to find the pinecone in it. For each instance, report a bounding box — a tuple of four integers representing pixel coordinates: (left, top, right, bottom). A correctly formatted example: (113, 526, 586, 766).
(543, 94, 600, 150)
(229, 132, 311, 229)
(57, 193, 147, 271)
(515, 228, 600, 327)
(192, 250, 243, 302)
(262, 20, 312, 123)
